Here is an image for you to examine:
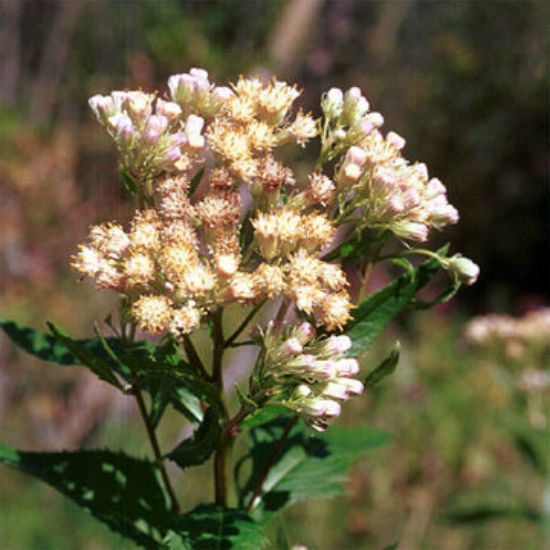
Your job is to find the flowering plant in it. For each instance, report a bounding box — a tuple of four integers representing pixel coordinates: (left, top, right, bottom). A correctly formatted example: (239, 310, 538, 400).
(0, 69, 477, 548)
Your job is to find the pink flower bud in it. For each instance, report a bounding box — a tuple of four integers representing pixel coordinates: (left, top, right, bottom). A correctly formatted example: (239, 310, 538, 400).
(146, 115, 169, 135)
(394, 221, 429, 242)
(386, 131, 406, 150)
(213, 86, 234, 101)
(282, 337, 303, 356)
(323, 335, 352, 355)
(345, 146, 368, 167)
(295, 322, 316, 344)
(415, 163, 429, 181)
(323, 381, 349, 400)
(89, 95, 115, 120)
(322, 399, 341, 417)
(335, 358, 360, 376)
(360, 112, 384, 135)
(337, 377, 364, 396)
(156, 99, 182, 121)
(426, 178, 446, 198)
(313, 360, 338, 379)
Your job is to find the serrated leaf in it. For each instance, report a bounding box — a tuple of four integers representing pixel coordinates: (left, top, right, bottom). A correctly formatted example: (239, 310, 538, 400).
(238, 419, 389, 522)
(48, 323, 123, 389)
(168, 408, 221, 469)
(0, 445, 177, 548)
(364, 344, 400, 389)
(345, 249, 446, 355)
(166, 504, 269, 550)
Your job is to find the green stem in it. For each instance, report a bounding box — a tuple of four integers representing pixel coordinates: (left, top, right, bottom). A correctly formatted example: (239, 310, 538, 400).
(211, 308, 230, 506)
(132, 380, 180, 514)
(182, 334, 210, 380)
(119, 317, 179, 513)
(224, 301, 265, 348)
(245, 415, 298, 513)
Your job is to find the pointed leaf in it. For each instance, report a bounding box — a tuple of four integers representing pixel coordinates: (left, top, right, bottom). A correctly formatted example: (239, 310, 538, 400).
(0, 445, 177, 547)
(48, 323, 123, 389)
(166, 504, 269, 550)
(364, 344, 400, 389)
(238, 418, 389, 522)
(168, 408, 221, 469)
(345, 249, 446, 355)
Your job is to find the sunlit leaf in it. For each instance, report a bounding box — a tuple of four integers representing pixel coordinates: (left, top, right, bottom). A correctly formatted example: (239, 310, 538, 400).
(165, 504, 269, 550)
(237, 418, 389, 523)
(364, 343, 400, 389)
(0, 445, 177, 548)
(345, 247, 448, 355)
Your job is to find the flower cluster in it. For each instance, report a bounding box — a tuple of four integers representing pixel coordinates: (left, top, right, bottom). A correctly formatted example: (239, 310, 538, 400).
(89, 90, 208, 183)
(256, 322, 363, 431)
(465, 308, 549, 428)
(77, 68, 475, 350)
(320, 87, 459, 242)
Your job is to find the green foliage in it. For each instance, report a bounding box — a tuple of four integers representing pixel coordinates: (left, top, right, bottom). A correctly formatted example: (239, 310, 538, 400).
(237, 417, 389, 523)
(0, 317, 122, 369)
(168, 408, 221, 469)
(0, 445, 177, 548)
(165, 503, 269, 550)
(47, 322, 123, 390)
(364, 343, 400, 389)
(345, 248, 448, 355)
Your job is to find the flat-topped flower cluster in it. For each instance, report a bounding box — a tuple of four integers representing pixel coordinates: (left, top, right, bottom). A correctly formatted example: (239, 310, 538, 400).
(74, 68, 475, 428)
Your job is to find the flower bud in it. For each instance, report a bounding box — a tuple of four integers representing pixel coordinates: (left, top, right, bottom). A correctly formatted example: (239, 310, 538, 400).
(281, 337, 303, 357)
(322, 87, 344, 118)
(447, 255, 480, 285)
(89, 95, 116, 121)
(323, 381, 349, 400)
(336, 377, 364, 396)
(345, 146, 368, 167)
(156, 99, 182, 121)
(335, 358, 360, 376)
(212, 86, 234, 101)
(359, 112, 384, 136)
(386, 131, 406, 150)
(294, 322, 316, 345)
(322, 335, 352, 356)
(294, 384, 312, 398)
(393, 221, 428, 242)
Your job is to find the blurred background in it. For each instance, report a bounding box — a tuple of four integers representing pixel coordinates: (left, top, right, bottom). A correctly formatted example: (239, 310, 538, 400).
(0, 0, 548, 548)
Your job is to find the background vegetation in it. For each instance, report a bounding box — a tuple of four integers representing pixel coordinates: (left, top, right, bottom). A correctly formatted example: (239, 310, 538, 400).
(0, 0, 547, 548)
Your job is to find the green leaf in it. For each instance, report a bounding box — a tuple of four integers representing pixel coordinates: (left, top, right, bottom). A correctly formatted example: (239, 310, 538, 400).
(0, 317, 207, 423)
(47, 323, 123, 389)
(238, 419, 390, 523)
(168, 408, 221, 469)
(364, 343, 400, 389)
(345, 248, 446, 355)
(0, 445, 177, 548)
(166, 504, 269, 550)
